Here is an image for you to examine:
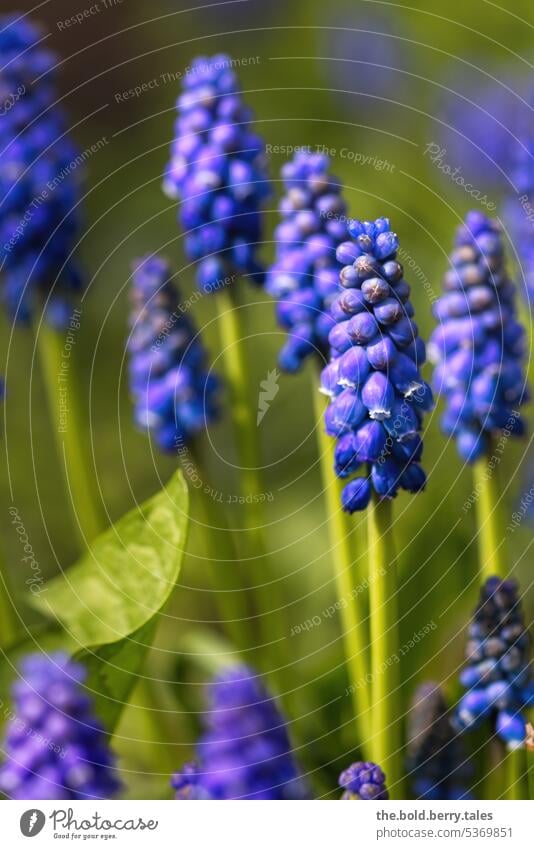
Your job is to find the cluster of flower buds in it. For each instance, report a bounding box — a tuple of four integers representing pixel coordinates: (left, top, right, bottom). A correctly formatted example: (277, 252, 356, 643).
(0, 653, 121, 800)
(172, 665, 308, 800)
(128, 254, 219, 451)
(455, 577, 534, 746)
(267, 151, 347, 371)
(0, 15, 84, 326)
(339, 761, 389, 799)
(430, 211, 527, 462)
(163, 54, 270, 293)
(321, 217, 432, 512)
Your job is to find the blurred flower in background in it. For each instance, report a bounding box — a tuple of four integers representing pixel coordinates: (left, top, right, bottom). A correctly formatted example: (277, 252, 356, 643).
(429, 211, 528, 463)
(0, 652, 121, 800)
(317, 7, 412, 111)
(267, 151, 348, 372)
(339, 761, 389, 799)
(128, 254, 220, 452)
(0, 14, 85, 327)
(163, 53, 271, 293)
(173, 665, 309, 799)
(407, 682, 472, 800)
(436, 64, 531, 188)
(454, 577, 534, 747)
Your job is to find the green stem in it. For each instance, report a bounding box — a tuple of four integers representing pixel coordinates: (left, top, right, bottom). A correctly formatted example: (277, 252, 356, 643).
(194, 485, 256, 651)
(0, 566, 17, 648)
(213, 287, 279, 669)
(367, 492, 403, 799)
(528, 738, 534, 800)
(35, 321, 105, 547)
(472, 447, 506, 580)
(312, 383, 371, 748)
(505, 747, 528, 800)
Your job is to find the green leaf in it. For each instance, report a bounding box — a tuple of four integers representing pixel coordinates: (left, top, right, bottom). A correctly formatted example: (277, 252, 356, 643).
(31, 469, 189, 729)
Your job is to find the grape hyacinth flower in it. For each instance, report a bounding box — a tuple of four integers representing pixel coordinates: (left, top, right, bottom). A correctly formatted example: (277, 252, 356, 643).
(505, 131, 534, 303)
(128, 254, 219, 452)
(0, 15, 84, 327)
(267, 151, 348, 372)
(407, 682, 472, 800)
(0, 652, 121, 800)
(172, 665, 308, 800)
(163, 54, 270, 293)
(455, 577, 534, 747)
(339, 761, 389, 799)
(320, 217, 433, 512)
(429, 211, 528, 463)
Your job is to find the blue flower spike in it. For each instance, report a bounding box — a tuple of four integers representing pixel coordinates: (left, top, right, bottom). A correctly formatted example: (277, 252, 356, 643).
(172, 664, 308, 800)
(0, 652, 121, 800)
(407, 682, 472, 799)
(321, 217, 432, 512)
(128, 254, 220, 453)
(0, 15, 85, 326)
(267, 151, 348, 371)
(429, 211, 528, 462)
(455, 577, 534, 748)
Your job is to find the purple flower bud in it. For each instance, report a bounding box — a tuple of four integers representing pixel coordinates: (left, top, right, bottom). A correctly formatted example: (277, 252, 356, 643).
(339, 761, 388, 800)
(456, 578, 533, 745)
(341, 478, 372, 512)
(337, 346, 370, 388)
(129, 255, 220, 451)
(366, 336, 397, 370)
(347, 312, 379, 344)
(361, 372, 395, 420)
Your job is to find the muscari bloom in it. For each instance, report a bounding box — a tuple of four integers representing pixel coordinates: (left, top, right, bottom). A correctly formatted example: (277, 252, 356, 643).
(0, 652, 121, 800)
(163, 54, 270, 293)
(454, 577, 534, 747)
(321, 217, 432, 513)
(172, 664, 308, 800)
(128, 254, 219, 452)
(267, 151, 348, 372)
(505, 131, 534, 303)
(429, 211, 528, 463)
(0, 15, 84, 327)
(339, 761, 388, 799)
(407, 682, 472, 800)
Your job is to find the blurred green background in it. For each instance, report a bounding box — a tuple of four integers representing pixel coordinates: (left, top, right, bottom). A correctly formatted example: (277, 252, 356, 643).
(1, 0, 533, 798)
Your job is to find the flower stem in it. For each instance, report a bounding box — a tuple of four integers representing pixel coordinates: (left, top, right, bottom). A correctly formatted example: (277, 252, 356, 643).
(367, 492, 404, 799)
(213, 287, 280, 669)
(35, 321, 105, 547)
(0, 565, 17, 648)
(194, 483, 256, 652)
(472, 446, 506, 580)
(528, 739, 534, 801)
(505, 747, 528, 800)
(312, 381, 371, 747)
